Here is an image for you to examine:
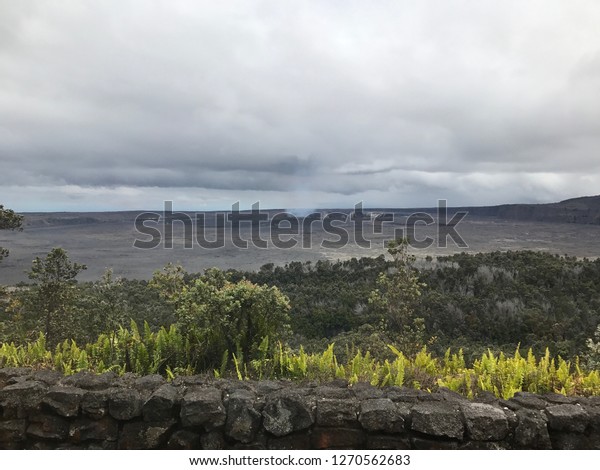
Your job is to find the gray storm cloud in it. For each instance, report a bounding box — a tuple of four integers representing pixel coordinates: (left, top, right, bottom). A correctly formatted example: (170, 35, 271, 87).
(1, 0, 600, 211)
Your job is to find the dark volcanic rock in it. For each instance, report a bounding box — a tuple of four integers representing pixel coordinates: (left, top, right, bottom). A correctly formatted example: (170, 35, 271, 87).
(579, 396, 600, 407)
(316, 385, 353, 399)
(352, 382, 384, 400)
(119, 420, 175, 450)
(2, 369, 600, 450)
(510, 392, 547, 410)
(366, 434, 411, 450)
(43, 386, 85, 417)
(143, 384, 179, 422)
(514, 409, 552, 449)
(81, 390, 109, 419)
(359, 398, 405, 433)
(551, 432, 593, 450)
(0, 380, 48, 418)
(134, 374, 166, 392)
(268, 433, 311, 450)
(69, 417, 118, 443)
(262, 391, 315, 437)
(436, 387, 469, 403)
(386, 387, 438, 403)
(0, 420, 27, 443)
(31, 370, 62, 386)
(168, 430, 201, 449)
(201, 430, 226, 450)
(27, 414, 69, 440)
(225, 390, 262, 443)
(411, 436, 460, 450)
(543, 393, 578, 405)
(119, 420, 176, 449)
(473, 391, 499, 405)
(60, 371, 116, 390)
(410, 402, 464, 440)
(253, 380, 285, 396)
(460, 441, 510, 450)
(546, 404, 589, 433)
(109, 388, 144, 420)
(462, 402, 509, 441)
(585, 405, 600, 432)
(180, 387, 226, 429)
(317, 398, 359, 427)
(502, 407, 518, 431)
(0, 368, 31, 387)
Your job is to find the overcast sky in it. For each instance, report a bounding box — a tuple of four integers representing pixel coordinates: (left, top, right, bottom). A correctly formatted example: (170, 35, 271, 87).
(1, 0, 600, 212)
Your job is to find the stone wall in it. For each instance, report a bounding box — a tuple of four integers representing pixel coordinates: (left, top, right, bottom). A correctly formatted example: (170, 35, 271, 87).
(1, 368, 599, 450)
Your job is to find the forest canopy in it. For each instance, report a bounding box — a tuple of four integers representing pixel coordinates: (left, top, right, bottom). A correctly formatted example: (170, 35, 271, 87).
(2, 242, 600, 397)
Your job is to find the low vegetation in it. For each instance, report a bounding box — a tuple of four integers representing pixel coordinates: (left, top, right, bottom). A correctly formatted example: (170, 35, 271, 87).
(0, 323, 599, 399)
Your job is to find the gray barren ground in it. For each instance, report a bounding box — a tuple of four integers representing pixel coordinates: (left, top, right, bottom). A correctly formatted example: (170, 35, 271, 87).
(1, 210, 600, 284)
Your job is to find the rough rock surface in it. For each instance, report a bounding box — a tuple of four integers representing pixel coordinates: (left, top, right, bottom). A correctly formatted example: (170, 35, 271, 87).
(0, 369, 598, 449)
(410, 402, 464, 440)
(180, 387, 226, 430)
(225, 390, 262, 443)
(262, 391, 315, 437)
(462, 402, 509, 441)
(358, 398, 405, 433)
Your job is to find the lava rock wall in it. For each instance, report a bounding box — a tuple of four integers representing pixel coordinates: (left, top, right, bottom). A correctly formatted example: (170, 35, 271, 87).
(1, 368, 599, 449)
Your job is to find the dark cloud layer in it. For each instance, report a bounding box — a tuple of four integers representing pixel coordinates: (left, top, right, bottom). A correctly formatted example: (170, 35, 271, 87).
(1, 1, 600, 211)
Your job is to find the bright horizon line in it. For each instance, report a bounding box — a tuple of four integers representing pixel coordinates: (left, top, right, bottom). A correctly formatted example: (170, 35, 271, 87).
(8, 193, 598, 214)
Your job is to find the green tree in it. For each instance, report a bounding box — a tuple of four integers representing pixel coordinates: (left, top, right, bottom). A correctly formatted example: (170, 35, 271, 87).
(27, 248, 87, 346)
(369, 238, 426, 354)
(91, 269, 127, 337)
(585, 324, 600, 369)
(77, 268, 128, 344)
(0, 290, 34, 343)
(152, 266, 291, 368)
(0, 205, 24, 341)
(0, 204, 23, 264)
(148, 263, 187, 303)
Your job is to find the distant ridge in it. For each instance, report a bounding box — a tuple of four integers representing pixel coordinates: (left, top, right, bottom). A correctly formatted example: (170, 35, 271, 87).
(19, 195, 600, 227)
(461, 195, 600, 225)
